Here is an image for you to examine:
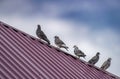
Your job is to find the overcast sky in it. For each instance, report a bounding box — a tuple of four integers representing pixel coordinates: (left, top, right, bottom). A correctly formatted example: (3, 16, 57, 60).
(0, 0, 120, 76)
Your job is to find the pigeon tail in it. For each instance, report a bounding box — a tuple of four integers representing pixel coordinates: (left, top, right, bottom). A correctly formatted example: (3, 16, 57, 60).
(88, 61, 92, 64)
(43, 38, 50, 45)
(46, 40, 50, 45)
(60, 45, 69, 51)
(48, 41, 50, 45)
(101, 66, 106, 70)
(88, 61, 94, 65)
(65, 46, 69, 51)
(78, 54, 86, 59)
(83, 55, 86, 58)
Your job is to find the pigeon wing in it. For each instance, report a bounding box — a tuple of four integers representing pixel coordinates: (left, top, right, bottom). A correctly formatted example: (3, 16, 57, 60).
(55, 38, 65, 45)
(101, 61, 107, 69)
(89, 56, 97, 62)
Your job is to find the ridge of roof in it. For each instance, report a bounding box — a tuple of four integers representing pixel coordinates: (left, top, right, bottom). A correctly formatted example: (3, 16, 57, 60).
(0, 21, 120, 79)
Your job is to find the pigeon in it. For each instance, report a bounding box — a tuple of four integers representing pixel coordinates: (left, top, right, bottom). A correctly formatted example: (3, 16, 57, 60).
(36, 25, 50, 45)
(54, 36, 69, 51)
(73, 45, 86, 58)
(88, 52, 100, 65)
(101, 58, 112, 70)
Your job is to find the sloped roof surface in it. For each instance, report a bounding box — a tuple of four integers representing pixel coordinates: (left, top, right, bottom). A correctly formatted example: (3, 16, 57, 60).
(0, 21, 120, 79)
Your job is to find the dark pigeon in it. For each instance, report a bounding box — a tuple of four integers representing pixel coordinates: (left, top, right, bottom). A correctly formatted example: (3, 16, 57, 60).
(88, 52, 100, 65)
(36, 25, 50, 45)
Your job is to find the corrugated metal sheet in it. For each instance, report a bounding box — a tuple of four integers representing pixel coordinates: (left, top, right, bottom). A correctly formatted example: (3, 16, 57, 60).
(0, 21, 120, 79)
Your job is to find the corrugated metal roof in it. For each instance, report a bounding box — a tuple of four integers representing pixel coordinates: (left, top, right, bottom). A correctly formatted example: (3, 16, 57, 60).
(0, 21, 120, 79)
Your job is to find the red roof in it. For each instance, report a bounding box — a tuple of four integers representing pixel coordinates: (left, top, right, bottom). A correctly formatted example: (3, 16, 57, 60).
(0, 21, 120, 79)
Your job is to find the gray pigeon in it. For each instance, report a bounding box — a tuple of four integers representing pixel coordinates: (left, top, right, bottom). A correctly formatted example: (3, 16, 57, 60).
(54, 36, 69, 51)
(88, 52, 100, 65)
(101, 58, 112, 70)
(73, 45, 86, 58)
(36, 25, 50, 45)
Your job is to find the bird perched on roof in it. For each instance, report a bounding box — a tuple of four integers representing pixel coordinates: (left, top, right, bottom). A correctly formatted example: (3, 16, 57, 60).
(88, 52, 100, 65)
(54, 36, 69, 51)
(100, 58, 112, 70)
(73, 45, 86, 59)
(36, 25, 50, 45)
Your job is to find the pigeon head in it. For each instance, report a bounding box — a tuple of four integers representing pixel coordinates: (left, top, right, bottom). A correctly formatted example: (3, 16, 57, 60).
(73, 45, 77, 48)
(37, 25, 41, 30)
(54, 36, 59, 39)
(96, 52, 100, 56)
(73, 45, 79, 49)
(108, 58, 112, 61)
